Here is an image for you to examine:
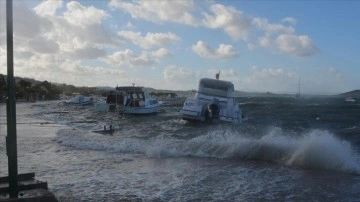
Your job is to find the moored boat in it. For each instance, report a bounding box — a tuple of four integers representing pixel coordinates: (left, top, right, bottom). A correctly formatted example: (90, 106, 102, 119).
(180, 77, 243, 124)
(64, 95, 93, 106)
(345, 97, 356, 102)
(102, 86, 160, 114)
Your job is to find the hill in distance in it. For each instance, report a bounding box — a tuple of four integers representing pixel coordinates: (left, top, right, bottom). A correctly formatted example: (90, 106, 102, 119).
(337, 90, 360, 98)
(2, 74, 358, 98)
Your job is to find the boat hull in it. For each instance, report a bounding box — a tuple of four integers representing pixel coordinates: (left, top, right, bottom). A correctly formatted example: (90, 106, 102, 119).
(64, 95, 93, 106)
(180, 109, 206, 122)
(181, 109, 241, 124)
(180, 78, 243, 124)
(73, 101, 93, 106)
(64, 100, 93, 106)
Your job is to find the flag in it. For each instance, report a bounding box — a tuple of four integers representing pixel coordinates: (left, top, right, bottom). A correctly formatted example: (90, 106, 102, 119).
(215, 71, 220, 79)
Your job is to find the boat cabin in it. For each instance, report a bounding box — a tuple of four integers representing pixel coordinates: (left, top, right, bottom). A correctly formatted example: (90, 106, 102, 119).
(180, 77, 242, 124)
(106, 86, 151, 107)
(197, 78, 234, 98)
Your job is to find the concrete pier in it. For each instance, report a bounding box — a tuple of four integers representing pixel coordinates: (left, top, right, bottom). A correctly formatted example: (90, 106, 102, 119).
(0, 173, 58, 202)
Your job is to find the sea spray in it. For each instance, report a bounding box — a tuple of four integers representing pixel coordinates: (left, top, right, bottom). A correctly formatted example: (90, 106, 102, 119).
(56, 129, 146, 154)
(285, 130, 360, 174)
(146, 127, 360, 174)
(56, 126, 360, 174)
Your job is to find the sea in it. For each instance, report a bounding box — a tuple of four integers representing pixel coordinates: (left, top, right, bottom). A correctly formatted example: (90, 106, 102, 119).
(1, 96, 360, 201)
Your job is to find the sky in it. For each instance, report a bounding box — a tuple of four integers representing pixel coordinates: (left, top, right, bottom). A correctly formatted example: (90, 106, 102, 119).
(0, 0, 359, 94)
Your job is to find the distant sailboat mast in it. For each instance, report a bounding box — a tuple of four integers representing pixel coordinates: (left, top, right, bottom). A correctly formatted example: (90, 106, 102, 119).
(296, 76, 300, 98)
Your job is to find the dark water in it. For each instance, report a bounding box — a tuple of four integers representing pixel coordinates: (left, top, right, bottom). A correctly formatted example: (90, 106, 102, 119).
(1, 97, 360, 201)
(240, 97, 360, 146)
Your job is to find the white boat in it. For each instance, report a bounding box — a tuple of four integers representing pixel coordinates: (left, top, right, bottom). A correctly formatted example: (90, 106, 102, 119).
(104, 86, 160, 114)
(180, 78, 243, 124)
(345, 97, 356, 102)
(64, 95, 93, 106)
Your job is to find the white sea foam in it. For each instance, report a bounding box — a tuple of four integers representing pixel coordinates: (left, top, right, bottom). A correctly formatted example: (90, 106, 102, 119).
(56, 127, 360, 174)
(147, 127, 360, 174)
(285, 130, 360, 173)
(56, 129, 146, 154)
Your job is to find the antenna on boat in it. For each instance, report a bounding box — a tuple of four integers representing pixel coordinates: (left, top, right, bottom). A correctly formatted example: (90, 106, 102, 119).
(132, 83, 135, 96)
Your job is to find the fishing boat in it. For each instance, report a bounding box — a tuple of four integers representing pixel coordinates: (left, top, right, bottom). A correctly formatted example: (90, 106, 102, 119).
(104, 86, 160, 114)
(64, 95, 93, 106)
(180, 77, 243, 124)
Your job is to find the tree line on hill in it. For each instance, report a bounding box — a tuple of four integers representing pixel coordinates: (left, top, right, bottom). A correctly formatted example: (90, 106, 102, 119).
(0, 74, 96, 102)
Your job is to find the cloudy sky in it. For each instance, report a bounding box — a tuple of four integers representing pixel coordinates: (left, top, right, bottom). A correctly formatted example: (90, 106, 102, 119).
(0, 0, 359, 94)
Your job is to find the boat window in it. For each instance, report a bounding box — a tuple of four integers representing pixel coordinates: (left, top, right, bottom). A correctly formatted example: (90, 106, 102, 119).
(202, 87, 228, 97)
(203, 83, 229, 91)
(132, 93, 138, 99)
(138, 93, 144, 99)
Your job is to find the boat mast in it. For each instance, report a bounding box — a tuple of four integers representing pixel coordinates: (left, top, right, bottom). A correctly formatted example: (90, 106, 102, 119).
(298, 76, 300, 96)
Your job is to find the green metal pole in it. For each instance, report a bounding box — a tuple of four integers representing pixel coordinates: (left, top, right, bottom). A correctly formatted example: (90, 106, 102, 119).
(6, 0, 19, 198)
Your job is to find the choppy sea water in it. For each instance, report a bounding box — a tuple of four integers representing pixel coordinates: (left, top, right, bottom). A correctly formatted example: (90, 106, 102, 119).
(1, 97, 360, 201)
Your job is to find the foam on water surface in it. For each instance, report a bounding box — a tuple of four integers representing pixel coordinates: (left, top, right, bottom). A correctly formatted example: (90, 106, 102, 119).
(56, 125, 360, 174)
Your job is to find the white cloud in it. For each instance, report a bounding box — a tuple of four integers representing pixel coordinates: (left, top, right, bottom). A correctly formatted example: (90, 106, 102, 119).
(255, 33, 319, 57)
(207, 68, 240, 85)
(34, 0, 63, 17)
(104, 48, 170, 68)
(163, 65, 201, 89)
(253, 17, 295, 34)
(251, 16, 318, 57)
(27, 36, 59, 54)
(12, 1, 53, 39)
(202, 4, 251, 41)
(109, 1, 318, 58)
(66, 46, 107, 60)
(276, 34, 319, 57)
(56, 61, 127, 86)
(109, 0, 198, 26)
(258, 36, 271, 48)
(324, 66, 343, 80)
(299, 67, 349, 94)
(164, 66, 193, 81)
(0, 0, 336, 92)
(63, 1, 109, 28)
(0, 48, 7, 72)
(251, 66, 288, 78)
(0, 1, 124, 85)
(11, 53, 127, 87)
(240, 66, 298, 93)
(124, 21, 136, 29)
(247, 43, 257, 51)
(192, 41, 239, 59)
(10, 0, 118, 57)
(236, 66, 349, 94)
(282, 17, 297, 26)
(151, 48, 172, 58)
(38, 1, 120, 56)
(118, 31, 180, 49)
(216, 69, 238, 78)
